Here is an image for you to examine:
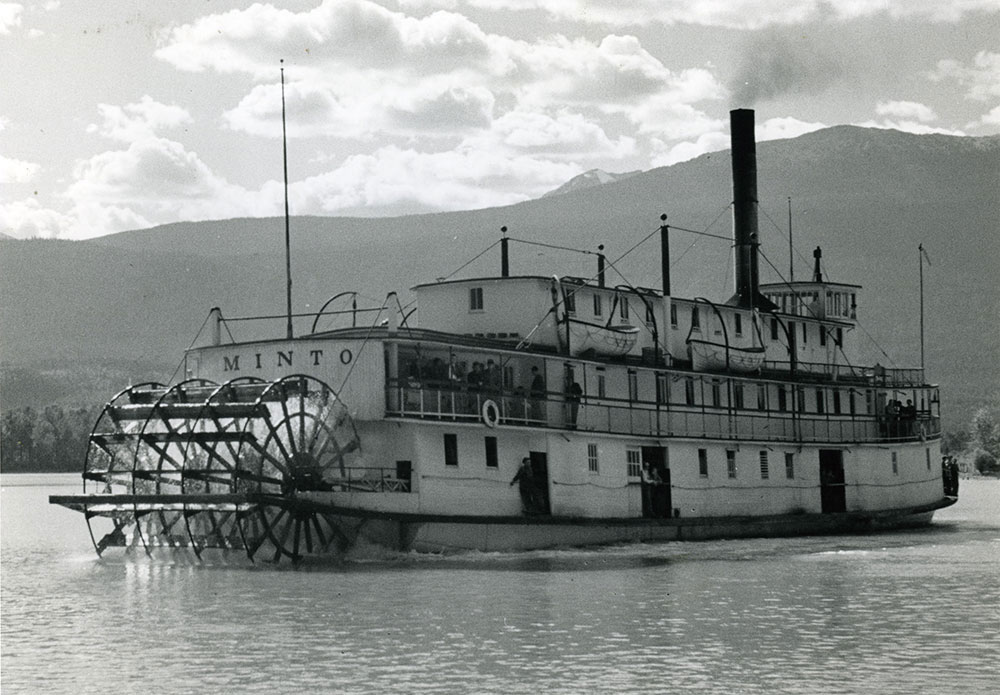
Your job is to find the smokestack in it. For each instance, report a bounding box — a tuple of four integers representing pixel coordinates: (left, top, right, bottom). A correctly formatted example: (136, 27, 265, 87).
(728, 109, 776, 311)
(597, 245, 606, 287)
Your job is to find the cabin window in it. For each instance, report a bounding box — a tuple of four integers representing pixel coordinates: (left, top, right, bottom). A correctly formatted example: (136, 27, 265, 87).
(444, 433, 459, 467)
(626, 448, 642, 478)
(849, 390, 856, 415)
(833, 390, 842, 415)
(670, 304, 678, 327)
(797, 387, 807, 413)
(484, 436, 498, 468)
(802, 322, 808, 344)
(597, 373, 607, 399)
(587, 443, 599, 473)
(564, 290, 576, 314)
(593, 294, 603, 317)
(684, 378, 695, 406)
(756, 384, 766, 411)
(785, 452, 795, 479)
(777, 386, 788, 412)
(891, 451, 898, 475)
(469, 287, 484, 312)
(628, 370, 638, 401)
(711, 380, 721, 408)
(735, 314, 743, 336)
(656, 373, 668, 404)
(815, 389, 825, 414)
(726, 450, 737, 478)
(733, 383, 745, 409)
(820, 327, 827, 346)
(620, 296, 630, 320)
(926, 448, 931, 471)
(759, 451, 770, 479)
(836, 327, 843, 346)
(698, 449, 708, 477)
(770, 317, 779, 341)
(691, 306, 701, 331)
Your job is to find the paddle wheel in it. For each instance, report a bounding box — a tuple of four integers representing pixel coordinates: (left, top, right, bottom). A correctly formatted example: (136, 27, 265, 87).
(65, 375, 362, 563)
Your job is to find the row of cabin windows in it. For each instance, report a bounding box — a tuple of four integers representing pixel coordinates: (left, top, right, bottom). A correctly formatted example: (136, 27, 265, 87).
(700, 448, 795, 480)
(762, 291, 857, 319)
(663, 376, 866, 416)
(444, 433, 499, 468)
(443, 432, 602, 474)
(446, 433, 825, 485)
(472, 285, 634, 321)
(672, 304, 844, 348)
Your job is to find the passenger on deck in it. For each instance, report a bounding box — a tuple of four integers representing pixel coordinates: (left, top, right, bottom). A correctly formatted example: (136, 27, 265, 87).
(509, 457, 536, 513)
(529, 366, 545, 420)
(567, 381, 582, 428)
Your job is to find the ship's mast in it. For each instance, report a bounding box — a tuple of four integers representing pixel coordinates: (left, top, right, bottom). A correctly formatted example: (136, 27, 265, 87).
(281, 59, 293, 340)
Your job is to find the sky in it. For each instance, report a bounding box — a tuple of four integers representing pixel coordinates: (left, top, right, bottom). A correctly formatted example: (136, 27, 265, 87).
(1, 0, 998, 240)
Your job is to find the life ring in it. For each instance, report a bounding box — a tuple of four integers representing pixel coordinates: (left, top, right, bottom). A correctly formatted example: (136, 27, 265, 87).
(481, 399, 500, 428)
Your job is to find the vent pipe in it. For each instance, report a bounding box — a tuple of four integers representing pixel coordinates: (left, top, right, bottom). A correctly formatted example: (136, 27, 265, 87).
(812, 246, 823, 282)
(597, 245, 606, 287)
(501, 226, 509, 277)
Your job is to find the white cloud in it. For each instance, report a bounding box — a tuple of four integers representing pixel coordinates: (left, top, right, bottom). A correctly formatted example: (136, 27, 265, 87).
(223, 79, 494, 139)
(399, 0, 1000, 29)
(0, 154, 40, 182)
(0, 2, 22, 34)
(649, 130, 729, 168)
(854, 119, 965, 136)
(756, 117, 829, 141)
(285, 144, 581, 214)
(980, 105, 1000, 126)
(930, 51, 1000, 102)
(875, 100, 937, 123)
(0, 198, 73, 239)
(86, 95, 192, 142)
(155, 0, 493, 79)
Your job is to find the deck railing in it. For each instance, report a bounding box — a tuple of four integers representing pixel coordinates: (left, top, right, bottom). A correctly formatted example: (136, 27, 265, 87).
(384, 380, 940, 445)
(760, 361, 926, 386)
(325, 466, 411, 493)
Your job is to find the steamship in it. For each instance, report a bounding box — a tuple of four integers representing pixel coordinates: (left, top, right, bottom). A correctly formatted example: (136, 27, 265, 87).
(51, 110, 957, 562)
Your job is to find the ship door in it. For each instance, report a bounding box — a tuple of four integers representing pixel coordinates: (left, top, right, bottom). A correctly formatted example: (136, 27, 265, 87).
(641, 446, 670, 518)
(819, 449, 846, 513)
(529, 451, 550, 515)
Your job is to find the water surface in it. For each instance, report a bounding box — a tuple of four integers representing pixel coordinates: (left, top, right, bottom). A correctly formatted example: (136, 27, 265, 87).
(2, 474, 997, 694)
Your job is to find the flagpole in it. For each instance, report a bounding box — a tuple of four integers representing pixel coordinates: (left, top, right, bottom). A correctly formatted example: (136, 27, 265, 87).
(918, 243, 925, 373)
(281, 59, 293, 340)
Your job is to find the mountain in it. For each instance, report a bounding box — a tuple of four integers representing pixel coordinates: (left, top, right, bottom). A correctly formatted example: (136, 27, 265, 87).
(542, 169, 642, 198)
(2, 126, 998, 430)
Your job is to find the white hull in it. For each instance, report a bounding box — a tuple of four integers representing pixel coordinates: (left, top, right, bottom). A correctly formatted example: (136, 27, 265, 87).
(282, 500, 951, 554)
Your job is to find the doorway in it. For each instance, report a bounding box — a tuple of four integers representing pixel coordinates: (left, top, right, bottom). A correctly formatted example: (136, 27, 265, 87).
(641, 446, 670, 518)
(529, 451, 550, 515)
(819, 449, 846, 513)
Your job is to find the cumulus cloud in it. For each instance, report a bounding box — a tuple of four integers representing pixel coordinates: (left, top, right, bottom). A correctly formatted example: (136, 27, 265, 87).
(86, 95, 192, 142)
(875, 100, 937, 123)
(0, 198, 74, 238)
(756, 116, 829, 141)
(0, 3, 22, 34)
(285, 143, 581, 214)
(980, 105, 1000, 126)
(929, 51, 1000, 102)
(155, 0, 492, 79)
(399, 0, 1000, 29)
(0, 154, 40, 183)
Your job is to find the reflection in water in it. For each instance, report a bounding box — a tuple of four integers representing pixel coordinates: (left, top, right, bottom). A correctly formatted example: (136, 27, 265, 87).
(2, 476, 998, 694)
